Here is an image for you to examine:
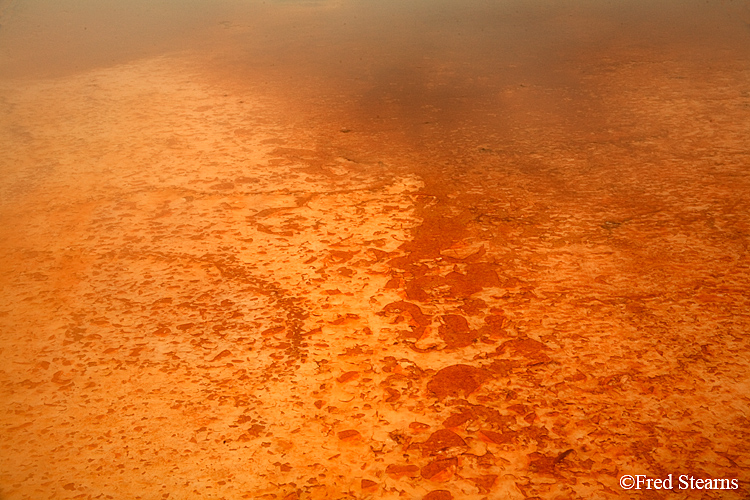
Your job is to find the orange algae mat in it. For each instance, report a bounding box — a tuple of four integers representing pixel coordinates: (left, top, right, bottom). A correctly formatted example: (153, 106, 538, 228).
(2, 3, 750, 500)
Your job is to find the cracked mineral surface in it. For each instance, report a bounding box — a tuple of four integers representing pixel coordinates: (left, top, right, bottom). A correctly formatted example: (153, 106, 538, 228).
(1, 1, 749, 499)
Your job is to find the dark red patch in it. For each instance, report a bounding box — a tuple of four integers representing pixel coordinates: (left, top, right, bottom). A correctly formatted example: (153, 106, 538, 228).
(338, 429, 361, 441)
(406, 282, 430, 301)
(382, 301, 431, 326)
(210, 349, 232, 362)
(443, 271, 482, 298)
(418, 429, 467, 456)
(361, 479, 378, 490)
(528, 452, 559, 475)
(466, 262, 501, 287)
(385, 464, 420, 479)
(384, 278, 401, 288)
(495, 338, 551, 364)
(409, 422, 431, 433)
(423, 491, 453, 500)
(469, 475, 498, 493)
(384, 387, 401, 402)
(479, 429, 517, 445)
(427, 364, 491, 399)
(337, 371, 359, 383)
(421, 458, 457, 481)
(261, 325, 285, 336)
(438, 314, 479, 348)
(442, 410, 474, 429)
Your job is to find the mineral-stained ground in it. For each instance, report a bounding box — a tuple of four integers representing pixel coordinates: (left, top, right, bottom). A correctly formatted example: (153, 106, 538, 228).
(1, 1, 749, 499)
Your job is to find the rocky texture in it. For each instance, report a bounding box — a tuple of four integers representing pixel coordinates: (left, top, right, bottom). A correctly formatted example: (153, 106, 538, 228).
(1, 3, 750, 499)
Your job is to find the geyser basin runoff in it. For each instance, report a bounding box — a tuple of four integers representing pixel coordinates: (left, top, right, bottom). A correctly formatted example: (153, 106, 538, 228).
(1, 1, 749, 499)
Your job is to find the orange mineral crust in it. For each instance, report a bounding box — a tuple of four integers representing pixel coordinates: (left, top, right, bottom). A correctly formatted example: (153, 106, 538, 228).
(1, 1, 750, 499)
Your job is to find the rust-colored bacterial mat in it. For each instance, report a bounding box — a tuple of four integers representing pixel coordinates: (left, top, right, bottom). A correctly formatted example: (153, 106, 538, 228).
(1, 1, 749, 499)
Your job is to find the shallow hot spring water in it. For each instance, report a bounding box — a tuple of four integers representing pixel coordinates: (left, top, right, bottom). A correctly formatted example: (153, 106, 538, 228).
(1, 1, 749, 499)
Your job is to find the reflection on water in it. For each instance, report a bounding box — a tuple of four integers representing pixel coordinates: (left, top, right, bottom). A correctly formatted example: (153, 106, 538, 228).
(1, 1, 750, 499)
